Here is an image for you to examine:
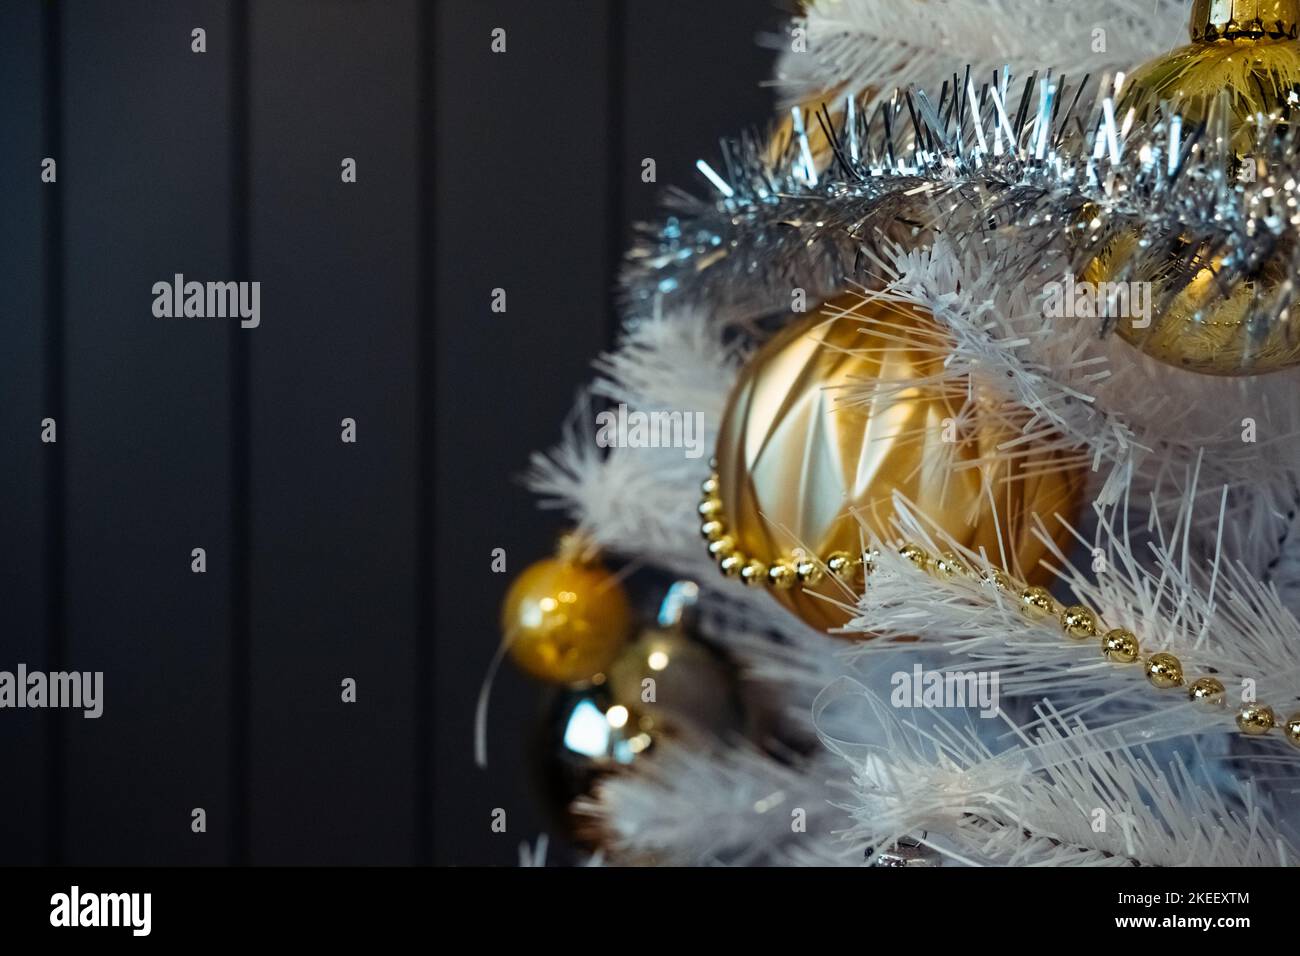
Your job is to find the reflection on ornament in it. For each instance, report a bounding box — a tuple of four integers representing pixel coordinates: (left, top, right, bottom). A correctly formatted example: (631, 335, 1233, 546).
(530, 683, 653, 846)
(709, 293, 1085, 632)
(501, 534, 632, 685)
(1086, 0, 1300, 375)
(1084, 225, 1300, 375)
(607, 582, 744, 742)
(1119, 0, 1300, 159)
(530, 581, 743, 846)
(865, 837, 943, 867)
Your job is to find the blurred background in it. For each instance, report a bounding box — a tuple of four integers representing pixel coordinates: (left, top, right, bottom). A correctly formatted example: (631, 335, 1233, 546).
(0, 0, 778, 865)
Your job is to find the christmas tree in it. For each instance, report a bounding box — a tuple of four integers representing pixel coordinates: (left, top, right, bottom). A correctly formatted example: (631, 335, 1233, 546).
(502, 0, 1300, 867)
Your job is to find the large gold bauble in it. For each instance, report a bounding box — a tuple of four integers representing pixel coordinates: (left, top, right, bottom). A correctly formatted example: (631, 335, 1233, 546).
(501, 552, 632, 685)
(1088, 0, 1300, 375)
(713, 295, 1086, 633)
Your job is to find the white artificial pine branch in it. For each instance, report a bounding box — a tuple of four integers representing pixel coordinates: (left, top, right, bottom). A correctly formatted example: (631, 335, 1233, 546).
(578, 741, 856, 866)
(527, 306, 737, 567)
(827, 686, 1294, 866)
(840, 492, 1300, 759)
(774, 0, 1185, 108)
(581, 673, 1294, 866)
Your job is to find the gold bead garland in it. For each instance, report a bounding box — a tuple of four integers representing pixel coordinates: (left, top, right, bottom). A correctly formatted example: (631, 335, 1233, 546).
(698, 472, 1300, 743)
(698, 469, 869, 594)
(700, 492, 1300, 746)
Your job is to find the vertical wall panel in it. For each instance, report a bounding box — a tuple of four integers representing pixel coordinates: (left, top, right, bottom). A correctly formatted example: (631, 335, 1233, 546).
(432, 1, 615, 864)
(61, 0, 234, 864)
(247, 0, 420, 864)
(0, 0, 50, 865)
(622, 2, 778, 239)
(0, 0, 785, 867)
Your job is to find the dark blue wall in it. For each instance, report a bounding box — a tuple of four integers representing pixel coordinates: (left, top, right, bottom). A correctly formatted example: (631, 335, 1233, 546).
(0, 0, 776, 866)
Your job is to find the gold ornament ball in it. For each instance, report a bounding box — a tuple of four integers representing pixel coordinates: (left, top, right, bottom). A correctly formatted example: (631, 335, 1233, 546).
(933, 551, 970, 580)
(1285, 713, 1300, 747)
(501, 555, 632, 685)
(713, 296, 1085, 632)
(740, 559, 769, 588)
(1101, 628, 1141, 664)
(981, 567, 1014, 593)
(768, 560, 798, 590)
(708, 535, 737, 559)
(826, 550, 856, 580)
(1119, 1, 1300, 159)
(794, 555, 825, 587)
(1145, 652, 1186, 689)
(1020, 586, 1059, 621)
(898, 543, 932, 573)
(605, 625, 744, 743)
(719, 553, 747, 578)
(1060, 605, 1101, 640)
(1188, 676, 1227, 704)
(1237, 703, 1277, 735)
(1084, 0, 1300, 375)
(534, 611, 745, 853)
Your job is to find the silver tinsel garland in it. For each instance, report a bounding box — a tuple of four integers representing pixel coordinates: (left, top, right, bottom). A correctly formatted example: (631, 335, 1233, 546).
(623, 71, 1300, 367)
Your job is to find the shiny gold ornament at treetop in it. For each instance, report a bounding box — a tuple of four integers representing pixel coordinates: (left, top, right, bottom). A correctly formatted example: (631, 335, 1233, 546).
(705, 293, 1087, 633)
(501, 533, 632, 685)
(1120, 1, 1300, 157)
(1084, 0, 1300, 375)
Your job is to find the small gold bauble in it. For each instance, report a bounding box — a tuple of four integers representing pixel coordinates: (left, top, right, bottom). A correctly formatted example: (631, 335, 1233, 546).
(1237, 703, 1277, 735)
(981, 568, 1014, 593)
(1084, 0, 1300, 376)
(794, 556, 825, 587)
(933, 551, 970, 580)
(740, 559, 769, 588)
(1060, 605, 1101, 640)
(1188, 676, 1227, 704)
(719, 553, 747, 578)
(700, 519, 726, 541)
(698, 497, 724, 519)
(1145, 652, 1186, 689)
(1284, 714, 1300, 747)
(768, 560, 798, 590)
(713, 295, 1085, 632)
(708, 535, 737, 559)
(898, 543, 932, 572)
(605, 627, 743, 743)
(1020, 586, 1059, 621)
(538, 583, 744, 850)
(826, 550, 856, 580)
(1102, 628, 1141, 664)
(502, 553, 632, 685)
(700, 475, 720, 497)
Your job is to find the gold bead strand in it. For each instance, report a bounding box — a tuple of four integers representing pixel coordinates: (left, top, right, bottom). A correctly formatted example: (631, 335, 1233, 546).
(887, 539, 1292, 744)
(694, 485, 1296, 745)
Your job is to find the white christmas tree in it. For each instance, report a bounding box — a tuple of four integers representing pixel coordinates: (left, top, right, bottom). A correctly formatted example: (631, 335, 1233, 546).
(520, 0, 1300, 866)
